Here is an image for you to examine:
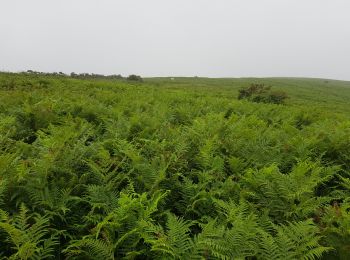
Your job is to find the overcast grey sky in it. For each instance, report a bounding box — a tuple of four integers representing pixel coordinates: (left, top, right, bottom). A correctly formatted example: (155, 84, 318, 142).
(1, 0, 349, 79)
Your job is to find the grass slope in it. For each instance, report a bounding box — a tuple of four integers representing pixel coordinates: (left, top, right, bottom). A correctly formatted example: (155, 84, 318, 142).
(0, 72, 349, 259)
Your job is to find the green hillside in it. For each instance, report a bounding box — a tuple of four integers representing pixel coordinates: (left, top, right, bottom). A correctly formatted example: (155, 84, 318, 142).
(0, 72, 350, 259)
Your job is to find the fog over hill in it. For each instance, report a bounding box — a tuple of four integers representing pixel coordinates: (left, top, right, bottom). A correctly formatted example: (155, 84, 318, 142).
(1, 0, 350, 80)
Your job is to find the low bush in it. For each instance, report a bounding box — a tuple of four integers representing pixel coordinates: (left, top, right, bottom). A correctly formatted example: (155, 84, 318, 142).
(127, 74, 143, 82)
(238, 83, 288, 104)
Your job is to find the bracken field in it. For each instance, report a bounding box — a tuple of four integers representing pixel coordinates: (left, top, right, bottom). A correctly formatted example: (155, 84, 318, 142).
(0, 72, 350, 259)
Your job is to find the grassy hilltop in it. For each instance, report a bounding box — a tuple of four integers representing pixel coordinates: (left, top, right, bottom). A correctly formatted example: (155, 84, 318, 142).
(0, 72, 350, 259)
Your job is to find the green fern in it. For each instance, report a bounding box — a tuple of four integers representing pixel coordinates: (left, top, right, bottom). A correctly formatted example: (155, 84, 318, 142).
(258, 219, 331, 260)
(64, 237, 114, 260)
(143, 213, 197, 259)
(0, 179, 7, 206)
(64, 189, 168, 259)
(242, 161, 336, 221)
(0, 204, 58, 259)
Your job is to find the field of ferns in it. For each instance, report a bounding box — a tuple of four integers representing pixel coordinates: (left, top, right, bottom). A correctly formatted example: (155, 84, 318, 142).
(0, 72, 350, 259)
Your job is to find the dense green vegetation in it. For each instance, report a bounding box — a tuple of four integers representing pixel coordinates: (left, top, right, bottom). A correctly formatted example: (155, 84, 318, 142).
(0, 72, 350, 259)
(238, 84, 289, 104)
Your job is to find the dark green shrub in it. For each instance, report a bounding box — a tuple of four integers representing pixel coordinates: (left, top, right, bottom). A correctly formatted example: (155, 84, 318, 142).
(238, 84, 288, 104)
(267, 91, 289, 104)
(127, 74, 143, 82)
(238, 84, 270, 100)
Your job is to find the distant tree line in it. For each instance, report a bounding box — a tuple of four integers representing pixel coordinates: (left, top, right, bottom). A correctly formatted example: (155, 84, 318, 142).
(69, 72, 124, 80)
(25, 70, 68, 77)
(23, 70, 143, 81)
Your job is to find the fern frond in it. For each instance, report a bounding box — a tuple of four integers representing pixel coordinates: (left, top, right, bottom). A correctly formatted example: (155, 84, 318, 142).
(258, 219, 332, 260)
(0, 179, 7, 205)
(0, 205, 58, 259)
(144, 213, 196, 259)
(64, 237, 114, 260)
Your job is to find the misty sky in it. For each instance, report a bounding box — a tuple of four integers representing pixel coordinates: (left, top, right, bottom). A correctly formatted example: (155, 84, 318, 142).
(1, 0, 350, 80)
